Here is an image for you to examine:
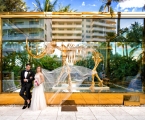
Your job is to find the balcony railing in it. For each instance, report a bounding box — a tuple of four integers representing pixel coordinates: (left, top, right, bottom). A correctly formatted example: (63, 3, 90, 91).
(52, 30, 82, 34)
(52, 19, 82, 22)
(91, 27, 116, 33)
(52, 36, 82, 39)
(92, 21, 116, 28)
(3, 35, 44, 41)
(52, 25, 82, 28)
(3, 24, 44, 29)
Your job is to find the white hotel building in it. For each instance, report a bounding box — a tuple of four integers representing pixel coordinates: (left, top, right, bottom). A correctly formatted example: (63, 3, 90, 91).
(2, 18, 116, 44)
(52, 19, 116, 42)
(2, 19, 52, 53)
(52, 19, 82, 41)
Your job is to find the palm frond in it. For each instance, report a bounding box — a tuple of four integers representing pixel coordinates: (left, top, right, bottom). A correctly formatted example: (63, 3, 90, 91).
(142, 4, 145, 12)
(52, 0, 58, 11)
(99, 4, 105, 12)
(34, 0, 43, 11)
(58, 3, 77, 12)
(110, 6, 114, 18)
(129, 47, 139, 57)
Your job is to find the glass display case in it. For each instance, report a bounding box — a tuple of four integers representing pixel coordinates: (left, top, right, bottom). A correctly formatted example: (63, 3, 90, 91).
(1, 17, 144, 94)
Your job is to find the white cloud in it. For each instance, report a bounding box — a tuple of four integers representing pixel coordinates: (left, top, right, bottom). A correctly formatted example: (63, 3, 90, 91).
(132, 7, 137, 12)
(124, 9, 129, 12)
(89, 4, 96, 6)
(116, 0, 145, 11)
(82, 2, 85, 6)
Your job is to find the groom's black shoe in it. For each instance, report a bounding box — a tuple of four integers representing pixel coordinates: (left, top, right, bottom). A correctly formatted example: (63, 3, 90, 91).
(27, 100, 31, 108)
(22, 105, 27, 109)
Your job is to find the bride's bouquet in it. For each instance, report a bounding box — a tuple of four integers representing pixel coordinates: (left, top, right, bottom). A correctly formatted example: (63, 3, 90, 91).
(34, 78, 39, 87)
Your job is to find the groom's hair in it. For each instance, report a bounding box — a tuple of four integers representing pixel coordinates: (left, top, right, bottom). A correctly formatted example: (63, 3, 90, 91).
(26, 63, 31, 66)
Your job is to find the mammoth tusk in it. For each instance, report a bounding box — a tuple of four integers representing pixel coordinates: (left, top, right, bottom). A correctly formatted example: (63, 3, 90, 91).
(26, 38, 47, 59)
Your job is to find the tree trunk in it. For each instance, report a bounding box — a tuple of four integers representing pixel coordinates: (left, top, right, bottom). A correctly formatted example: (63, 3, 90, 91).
(125, 42, 128, 57)
(115, 42, 117, 54)
(142, 18, 145, 93)
(122, 44, 125, 56)
(105, 41, 110, 78)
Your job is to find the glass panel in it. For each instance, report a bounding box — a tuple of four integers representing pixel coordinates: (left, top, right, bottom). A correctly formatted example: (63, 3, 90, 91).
(1, 18, 144, 94)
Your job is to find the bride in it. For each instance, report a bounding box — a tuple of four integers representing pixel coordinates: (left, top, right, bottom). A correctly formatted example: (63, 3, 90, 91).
(30, 66, 47, 110)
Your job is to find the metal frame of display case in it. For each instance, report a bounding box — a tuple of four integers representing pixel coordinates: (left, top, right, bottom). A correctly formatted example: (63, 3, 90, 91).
(0, 12, 145, 94)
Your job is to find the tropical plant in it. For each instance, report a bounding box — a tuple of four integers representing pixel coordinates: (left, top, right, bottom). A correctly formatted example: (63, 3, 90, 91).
(33, 0, 58, 12)
(33, 0, 76, 12)
(126, 22, 143, 57)
(110, 54, 139, 80)
(99, 0, 125, 18)
(0, 0, 28, 12)
(117, 42, 125, 56)
(57, 4, 77, 12)
(32, 55, 61, 70)
(2, 51, 29, 79)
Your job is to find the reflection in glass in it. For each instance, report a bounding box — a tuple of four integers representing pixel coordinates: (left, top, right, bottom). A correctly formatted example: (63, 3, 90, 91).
(1, 18, 144, 93)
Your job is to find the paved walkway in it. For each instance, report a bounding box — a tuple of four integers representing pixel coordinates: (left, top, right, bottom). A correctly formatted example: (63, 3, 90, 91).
(0, 106, 145, 120)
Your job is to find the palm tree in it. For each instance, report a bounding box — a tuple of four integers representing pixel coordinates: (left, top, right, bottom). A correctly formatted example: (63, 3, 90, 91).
(57, 4, 77, 12)
(99, 0, 124, 18)
(117, 42, 125, 56)
(33, 0, 57, 12)
(33, 0, 76, 12)
(126, 22, 143, 57)
(142, 4, 145, 12)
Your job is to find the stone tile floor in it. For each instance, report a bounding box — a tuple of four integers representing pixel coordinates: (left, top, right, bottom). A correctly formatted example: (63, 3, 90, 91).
(0, 105, 145, 120)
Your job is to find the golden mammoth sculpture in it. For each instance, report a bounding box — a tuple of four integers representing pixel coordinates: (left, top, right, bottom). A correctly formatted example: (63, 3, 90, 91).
(26, 39, 104, 91)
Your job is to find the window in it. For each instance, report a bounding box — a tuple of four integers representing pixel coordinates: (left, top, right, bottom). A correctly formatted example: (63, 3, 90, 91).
(86, 30, 91, 33)
(86, 25, 90, 28)
(14, 32, 23, 37)
(59, 28, 64, 30)
(99, 20, 105, 23)
(14, 22, 24, 25)
(76, 23, 80, 25)
(29, 21, 39, 25)
(59, 23, 64, 25)
(58, 34, 64, 36)
(76, 34, 81, 36)
(29, 32, 39, 36)
(76, 28, 81, 30)
(45, 34, 47, 41)
(86, 36, 91, 38)
(67, 23, 72, 25)
(45, 24, 47, 30)
(67, 29, 72, 30)
(86, 19, 91, 22)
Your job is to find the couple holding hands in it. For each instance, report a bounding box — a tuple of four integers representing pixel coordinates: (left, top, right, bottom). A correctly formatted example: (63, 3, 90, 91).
(19, 64, 47, 111)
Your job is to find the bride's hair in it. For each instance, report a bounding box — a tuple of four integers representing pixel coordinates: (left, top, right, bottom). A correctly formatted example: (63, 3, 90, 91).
(36, 66, 42, 73)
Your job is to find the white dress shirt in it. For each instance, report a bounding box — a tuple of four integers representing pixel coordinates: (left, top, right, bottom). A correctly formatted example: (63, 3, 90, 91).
(24, 71, 28, 78)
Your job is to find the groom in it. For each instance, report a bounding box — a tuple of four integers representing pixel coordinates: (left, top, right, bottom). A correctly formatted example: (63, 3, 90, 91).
(19, 64, 35, 109)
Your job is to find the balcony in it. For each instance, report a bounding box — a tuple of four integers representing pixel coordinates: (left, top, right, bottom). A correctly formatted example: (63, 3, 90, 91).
(3, 24, 44, 30)
(52, 30, 82, 34)
(52, 19, 82, 22)
(84, 38, 106, 42)
(3, 35, 45, 41)
(92, 21, 116, 28)
(92, 27, 116, 33)
(52, 36, 82, 40)
(52, 25, 82, 28)
(92, 33, 106, 37)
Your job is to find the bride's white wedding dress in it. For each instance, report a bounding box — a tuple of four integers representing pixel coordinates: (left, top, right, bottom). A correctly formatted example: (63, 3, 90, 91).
(30, 73, 47, 111)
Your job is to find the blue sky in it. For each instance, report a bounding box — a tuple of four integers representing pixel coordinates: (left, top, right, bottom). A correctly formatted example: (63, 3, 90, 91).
(24, 0, 145, 12)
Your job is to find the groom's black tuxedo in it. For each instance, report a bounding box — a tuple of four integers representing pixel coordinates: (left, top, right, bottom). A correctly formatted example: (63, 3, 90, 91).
(20, 70, 35, 87)
(19, 69, 35, 107)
